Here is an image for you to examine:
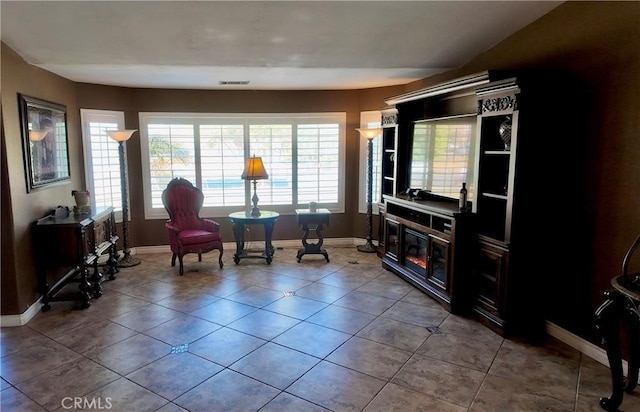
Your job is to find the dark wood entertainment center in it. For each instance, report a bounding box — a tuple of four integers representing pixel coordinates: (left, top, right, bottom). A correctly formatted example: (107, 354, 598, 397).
(378, 72, 543, 336)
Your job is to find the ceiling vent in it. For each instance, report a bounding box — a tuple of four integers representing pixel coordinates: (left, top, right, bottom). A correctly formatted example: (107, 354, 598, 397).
(219, 80, 250, 86)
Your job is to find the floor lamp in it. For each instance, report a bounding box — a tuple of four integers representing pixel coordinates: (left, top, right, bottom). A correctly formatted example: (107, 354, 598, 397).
(356, 127, 382, 253)
(107, 130, 141, 267)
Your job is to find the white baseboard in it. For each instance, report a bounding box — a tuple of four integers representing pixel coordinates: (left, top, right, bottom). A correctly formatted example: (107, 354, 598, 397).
(134, 237, 366, 255)
(0, 297, 42, 327)
(546, 320, 638, 383)
(130, 245, 170, 254)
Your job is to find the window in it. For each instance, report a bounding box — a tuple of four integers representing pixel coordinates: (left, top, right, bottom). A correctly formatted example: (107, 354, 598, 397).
(296, 123, 340, 204)
(80, 109, 126, 220)
(249, 124, 293, 205)
(410, 118, 475, 199)
(358, 111, 382, 214)
(139, 113, 346, 219)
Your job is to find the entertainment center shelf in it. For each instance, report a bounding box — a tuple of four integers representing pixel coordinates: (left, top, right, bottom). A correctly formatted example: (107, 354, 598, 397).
(482, 193, 508, 200)
(384, 195, 459, 232)
(380, 106, 398, 199)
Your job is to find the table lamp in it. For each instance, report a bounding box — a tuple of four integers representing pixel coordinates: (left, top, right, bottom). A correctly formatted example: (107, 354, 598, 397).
(241, 155, 269, 217)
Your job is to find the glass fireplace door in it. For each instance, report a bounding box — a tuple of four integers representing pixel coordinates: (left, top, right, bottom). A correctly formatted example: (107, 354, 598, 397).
(403, 229, 428, 278)
(403, 228, 450, 293)
(426, 235, 450, 292)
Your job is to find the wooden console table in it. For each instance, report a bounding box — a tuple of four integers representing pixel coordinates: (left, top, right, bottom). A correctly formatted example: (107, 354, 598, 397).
(33, 207, 118, 310)
(595, 234, 640, 411)
(295, 208, 330, 262)
(229, 211, 279, 264)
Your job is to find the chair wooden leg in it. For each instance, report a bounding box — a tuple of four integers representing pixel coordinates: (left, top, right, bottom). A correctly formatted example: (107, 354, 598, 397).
(178, 255, 184, 276)
(198, 252, 202, 262)
(218, 249, 224, 268)
(171, 253, 177, 267)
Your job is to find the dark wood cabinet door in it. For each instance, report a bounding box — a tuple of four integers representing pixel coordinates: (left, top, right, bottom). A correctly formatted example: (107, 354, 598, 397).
(475, 239, 510, 332)
(385, 218, 400, 261)
(426, 235, 450, 293)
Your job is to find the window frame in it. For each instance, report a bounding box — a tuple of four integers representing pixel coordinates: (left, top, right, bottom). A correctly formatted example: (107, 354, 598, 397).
(139, 112, 346, 219)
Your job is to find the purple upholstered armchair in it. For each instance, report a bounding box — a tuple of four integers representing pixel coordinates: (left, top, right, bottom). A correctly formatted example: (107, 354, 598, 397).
(162, 177, 223, 275)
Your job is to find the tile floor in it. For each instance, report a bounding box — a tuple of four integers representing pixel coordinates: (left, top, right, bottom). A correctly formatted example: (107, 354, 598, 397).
(2, 246, 639, 411)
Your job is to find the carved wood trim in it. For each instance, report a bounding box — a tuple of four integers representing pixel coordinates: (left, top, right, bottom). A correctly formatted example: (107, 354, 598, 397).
(381, 106, 398, 126)
(478, 94, 519, 114)
(382, 113, 398, 126)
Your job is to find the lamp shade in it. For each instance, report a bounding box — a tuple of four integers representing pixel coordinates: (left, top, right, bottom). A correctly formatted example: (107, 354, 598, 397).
(29, 130, 48, 142)
(356, 127, 382, 140)
(241, 155, 269, 180)
(107, 129, 137, 142)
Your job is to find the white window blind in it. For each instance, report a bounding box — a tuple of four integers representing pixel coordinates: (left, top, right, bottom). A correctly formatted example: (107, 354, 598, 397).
(410, 123, 431, 189)
(200, 124, 245, 207)
(410, 120, 474, 198)
(80, 109, 125, 220)
(147, 123, 196, 208)
(53, 121, 70, 178)
(297, 123, 340, 204)
(139, 113, 345, 219)
(249, 124, 293, 205)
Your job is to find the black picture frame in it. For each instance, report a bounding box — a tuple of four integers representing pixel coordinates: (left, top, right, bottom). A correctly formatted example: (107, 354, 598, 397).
(19, 94, 71, 192)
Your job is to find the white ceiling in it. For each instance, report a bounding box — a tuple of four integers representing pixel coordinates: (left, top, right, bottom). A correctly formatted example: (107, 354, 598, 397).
(1, 1, 562, 90)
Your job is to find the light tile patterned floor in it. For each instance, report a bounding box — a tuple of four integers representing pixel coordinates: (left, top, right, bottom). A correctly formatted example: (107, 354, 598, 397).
(1, 247, 639, 411)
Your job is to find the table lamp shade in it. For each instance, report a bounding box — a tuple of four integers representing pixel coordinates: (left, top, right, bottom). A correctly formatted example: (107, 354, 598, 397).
(241, 155, 269, 217)
(241, 156, 269, 180)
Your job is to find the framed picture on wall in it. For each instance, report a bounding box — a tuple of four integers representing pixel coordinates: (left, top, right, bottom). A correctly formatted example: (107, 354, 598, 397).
(18, 94, 71, 192)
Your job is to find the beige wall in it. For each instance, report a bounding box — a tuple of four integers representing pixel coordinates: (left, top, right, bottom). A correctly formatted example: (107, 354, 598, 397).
(1, 44, 82, 313)
(2, 1, 639, 348)
(75, 84, 404, 248)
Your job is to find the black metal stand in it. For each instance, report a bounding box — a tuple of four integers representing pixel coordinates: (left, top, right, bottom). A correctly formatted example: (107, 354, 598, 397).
(229, 211, 279, 265)
(116, 140, 140, 268)
(358, 137, 377, 253)
(296, 210, 331, 262)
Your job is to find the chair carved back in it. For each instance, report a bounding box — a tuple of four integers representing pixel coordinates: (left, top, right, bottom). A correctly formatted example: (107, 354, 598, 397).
(162, 177, 205, 229)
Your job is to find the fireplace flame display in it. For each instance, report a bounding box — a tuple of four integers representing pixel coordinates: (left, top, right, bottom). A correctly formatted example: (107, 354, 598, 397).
(403, 228, 430, 275)
(406, 255, 428, 270)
